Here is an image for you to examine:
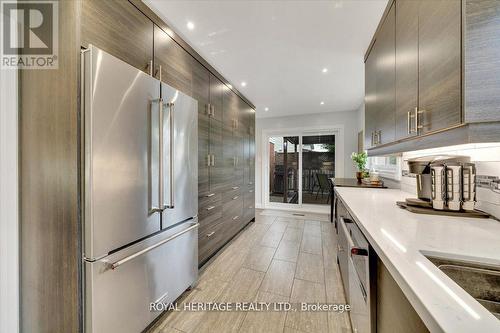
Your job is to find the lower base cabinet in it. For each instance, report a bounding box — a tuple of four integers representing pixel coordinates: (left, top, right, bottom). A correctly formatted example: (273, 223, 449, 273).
(198, 191, 254, 265)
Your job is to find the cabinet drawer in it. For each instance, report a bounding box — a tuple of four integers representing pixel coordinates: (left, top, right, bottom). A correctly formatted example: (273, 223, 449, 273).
(198, 219, 225, 263)
(198, 203, 222, 227)
(222, 187, 242, 203)
(199, 192, 222, 210)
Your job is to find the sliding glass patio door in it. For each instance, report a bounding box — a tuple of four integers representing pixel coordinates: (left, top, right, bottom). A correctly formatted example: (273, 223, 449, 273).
(266, 131, 336, 208)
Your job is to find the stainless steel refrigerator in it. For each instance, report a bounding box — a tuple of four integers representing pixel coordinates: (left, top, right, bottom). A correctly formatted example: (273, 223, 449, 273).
(81, 45, 198, 333)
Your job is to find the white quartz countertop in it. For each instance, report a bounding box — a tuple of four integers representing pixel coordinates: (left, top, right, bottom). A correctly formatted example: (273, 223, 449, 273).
(335, 187, 500, 333)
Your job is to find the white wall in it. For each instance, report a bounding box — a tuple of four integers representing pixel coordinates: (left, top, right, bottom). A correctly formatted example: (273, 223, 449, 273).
(0, 68, 19, 331)
(255, 110, 360, 207)
(356, 102, 365, 134)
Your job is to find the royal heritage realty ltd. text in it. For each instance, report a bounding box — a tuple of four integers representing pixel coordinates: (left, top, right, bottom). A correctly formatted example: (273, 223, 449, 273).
(150, 302, 351, 313)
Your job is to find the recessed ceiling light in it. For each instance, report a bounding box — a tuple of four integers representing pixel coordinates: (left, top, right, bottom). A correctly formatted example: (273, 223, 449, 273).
(320, 101, 325, 105)
(264, 107, 269, 111)
(241, 81, 247, 87)
(322, 68, 328, 73)
(187, 21, 195, 30)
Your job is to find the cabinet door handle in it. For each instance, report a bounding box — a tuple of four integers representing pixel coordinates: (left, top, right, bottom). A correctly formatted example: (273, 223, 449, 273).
(211, 154, 215, 166)
(206, 231, 215, 237)
(211, 104, 215, 117)
(377, 130, 381, 145)
(249, 190, 253, 193)
(155, 65, 162, 81)
(232, 186, 239, 190)
(207, 154, 211, 167)
(232, 216, 239, 220)
(232, 196, 239, 200)
(371, 131, 374, 145)
(147, 60, 153, 76)
(206, 193, 215, 198)
(206, 103, 211, 116)
(416, 108, 424, 131)
(407, 110, 411, 134)
(206, 206, 215, 211)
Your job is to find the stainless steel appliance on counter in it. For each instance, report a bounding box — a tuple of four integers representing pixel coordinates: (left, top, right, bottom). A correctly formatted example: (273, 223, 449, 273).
(81, 45, 198, 333)
(337, 200, 376, 333)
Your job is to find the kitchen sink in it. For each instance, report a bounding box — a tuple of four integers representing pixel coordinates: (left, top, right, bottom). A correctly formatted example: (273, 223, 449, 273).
(425, 256, 500, 320)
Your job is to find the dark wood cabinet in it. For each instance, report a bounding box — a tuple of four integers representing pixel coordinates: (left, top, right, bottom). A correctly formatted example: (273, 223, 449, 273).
(418, 0, 462, 134)
(154, 25, 193, 95)
(395, 0, 419, 140)
(366, 0, 465, 154)
(465, 0, 500, 123)
(81, 0, 154, 74)
(365, 42, 377, 150)
(364, 2, 395, 148)
(375, 3, 396, 146)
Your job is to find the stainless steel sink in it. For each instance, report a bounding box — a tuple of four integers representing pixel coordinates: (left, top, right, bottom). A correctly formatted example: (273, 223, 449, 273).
(425, 256, 500, 320)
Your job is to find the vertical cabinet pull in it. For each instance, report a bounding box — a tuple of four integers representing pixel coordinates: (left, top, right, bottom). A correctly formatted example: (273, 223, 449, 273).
(211, 154, 215, 166)
(207, 154, 211, 167)
(155, 65, 162, 81)
(148, 60, 153, 76)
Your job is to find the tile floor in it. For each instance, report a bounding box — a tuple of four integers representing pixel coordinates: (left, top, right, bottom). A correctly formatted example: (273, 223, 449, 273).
(148, 210, 352, 333)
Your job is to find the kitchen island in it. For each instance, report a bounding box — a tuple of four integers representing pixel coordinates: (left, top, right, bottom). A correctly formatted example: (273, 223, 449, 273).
(335, 187, 500, 333)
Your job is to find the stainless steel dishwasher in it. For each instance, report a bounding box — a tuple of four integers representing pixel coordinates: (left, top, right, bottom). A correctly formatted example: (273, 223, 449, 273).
(337, 206, 376, 333)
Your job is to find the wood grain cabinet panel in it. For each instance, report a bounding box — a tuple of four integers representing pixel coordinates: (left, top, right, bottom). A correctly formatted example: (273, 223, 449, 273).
(210, 74, 224, 122)
(194, 63, 210, 196)
(154, 25, 193, 95)
(365, 43, 377, 149)
(374, 2, 396, 145)
(81, 0, 153, 74)
(465, 0, 500, 122)
(395, 0, 419, 140)
(418, 0, 462, 133)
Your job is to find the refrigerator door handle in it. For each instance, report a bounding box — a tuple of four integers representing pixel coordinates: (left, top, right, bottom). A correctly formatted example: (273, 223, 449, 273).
(150, 99, 164, 213)
(166, 102, 175, 209)
(105, 222, 199, 270)
(159, 98, 166, 210)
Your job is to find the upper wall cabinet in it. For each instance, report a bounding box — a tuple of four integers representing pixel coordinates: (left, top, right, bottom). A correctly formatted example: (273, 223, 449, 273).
(81, 0, 154, 74)
(395, 0, 419, 140)
(154, 25, 193, 95)
(418, 0, 462, 134)
(365, 2, 395, 149)
(365, 0, 483, 155)
(465, 0, 500, 123)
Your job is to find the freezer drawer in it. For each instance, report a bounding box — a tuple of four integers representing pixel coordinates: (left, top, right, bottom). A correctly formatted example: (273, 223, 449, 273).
(84, 221, 198, 333)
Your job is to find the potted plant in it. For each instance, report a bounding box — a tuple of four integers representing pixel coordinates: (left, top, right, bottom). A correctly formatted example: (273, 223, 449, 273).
(351, 152, 367, 182)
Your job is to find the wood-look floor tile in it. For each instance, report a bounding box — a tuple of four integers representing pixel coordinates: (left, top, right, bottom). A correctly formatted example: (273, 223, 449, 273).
(201, 246, 248, 282)
(193, 268, 265, 332)
(255, 215, 277, 225)
(243, 245, 276, 272)
(285, 279, 328, 333)
(274, 240, 301, 262)
(303, 224, 322, 238)
(287, 219, 305, 229)
(295, 252, 325, 284)
(259, 259, 296, 297)
(283, 227, 303, 243)
(300, 234, 322, 255)
(154, 278, 228, 333)
(239, 291, 290, 333)
(260, 230, 284, 248)
(320, 221, 335, 234)
(268, 221, 288, 233)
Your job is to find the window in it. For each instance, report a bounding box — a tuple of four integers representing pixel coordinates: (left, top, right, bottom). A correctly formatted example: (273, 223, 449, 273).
(367, 155, 401, 180)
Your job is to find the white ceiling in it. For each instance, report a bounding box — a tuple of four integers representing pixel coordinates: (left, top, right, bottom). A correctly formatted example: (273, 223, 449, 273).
(144, 0, 388, 118)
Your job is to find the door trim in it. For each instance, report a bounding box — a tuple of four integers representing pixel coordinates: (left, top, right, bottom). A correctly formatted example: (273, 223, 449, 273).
(261, 125, 344, 211)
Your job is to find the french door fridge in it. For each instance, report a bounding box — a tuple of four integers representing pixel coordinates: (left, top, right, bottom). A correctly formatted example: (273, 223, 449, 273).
(81, 45, 198, 333)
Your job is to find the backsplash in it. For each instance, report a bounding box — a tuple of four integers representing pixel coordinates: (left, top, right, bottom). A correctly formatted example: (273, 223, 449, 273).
(400, 143, 500, 219)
